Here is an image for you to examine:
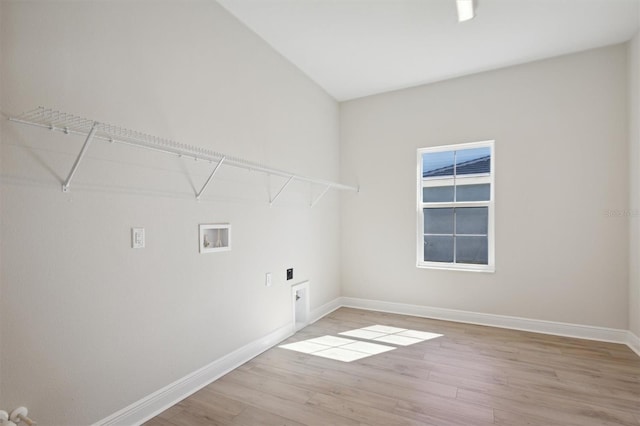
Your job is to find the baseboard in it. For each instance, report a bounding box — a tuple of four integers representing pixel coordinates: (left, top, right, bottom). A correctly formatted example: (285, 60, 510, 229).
(95, 296, 340, 425)
(627, 331, 640, 357)
(93, 322, 294, 426)
(95, 298, 639, 425)
(340, 297, 630, 345)
(309, 296, 343, 324)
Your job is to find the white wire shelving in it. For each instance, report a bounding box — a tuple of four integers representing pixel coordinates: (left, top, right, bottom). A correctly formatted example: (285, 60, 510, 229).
(8, 107, 359, 206)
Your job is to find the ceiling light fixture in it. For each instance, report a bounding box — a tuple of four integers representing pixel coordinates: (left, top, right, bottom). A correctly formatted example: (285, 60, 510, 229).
(456, 0, 475, 22)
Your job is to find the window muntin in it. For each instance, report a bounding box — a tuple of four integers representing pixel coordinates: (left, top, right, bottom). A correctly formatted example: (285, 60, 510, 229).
(417, 141, 494, 272)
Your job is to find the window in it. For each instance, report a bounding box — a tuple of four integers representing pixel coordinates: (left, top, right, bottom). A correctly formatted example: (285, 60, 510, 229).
(417, 141, 494, 272)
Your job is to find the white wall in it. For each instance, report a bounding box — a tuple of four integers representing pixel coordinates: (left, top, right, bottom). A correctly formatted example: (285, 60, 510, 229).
(630, 32, 640, 337)
(0, 0, 3, 408)
(340, 45, 629, 329)
(0, 1, 341, 424)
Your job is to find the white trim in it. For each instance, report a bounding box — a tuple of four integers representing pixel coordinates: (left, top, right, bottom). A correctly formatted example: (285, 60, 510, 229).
(420, 201, 490, 208)
(417, 140, 495, 272)
(340, 297, 630, 345)
(416, 263, 495, 273)
(627, 330, 640, 357)
(94, 296, 343, 426)
(95, 298, 638, 425)
(422, 175, 490, 187)
(93, 322, 294, 426)
(291, 281, 310, 332)
(309, 296, 343, 324)
(418, 139, 495, 154)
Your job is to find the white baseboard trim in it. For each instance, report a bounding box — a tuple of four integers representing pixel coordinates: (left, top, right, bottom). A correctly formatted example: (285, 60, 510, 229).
(93, 322, 294, 426)
(95, 296, 341, 426)
(340, 297, 630, 345)
(310, 297, 343, 324)
(96, 298, 639, 425)
(627, 331, 640, 357)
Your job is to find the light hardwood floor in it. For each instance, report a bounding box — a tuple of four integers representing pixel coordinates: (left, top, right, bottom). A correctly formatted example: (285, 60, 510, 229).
(145, 308, 640, 426)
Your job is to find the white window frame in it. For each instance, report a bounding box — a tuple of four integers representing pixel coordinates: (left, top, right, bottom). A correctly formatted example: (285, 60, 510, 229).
(416, 140, 495, 272)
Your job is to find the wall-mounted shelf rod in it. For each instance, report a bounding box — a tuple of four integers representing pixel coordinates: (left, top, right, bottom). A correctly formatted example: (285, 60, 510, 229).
(311, 184, 332, 208)
(196, 156, 225, 201)
(270, 175, 294, 207)
(62, 121, 97, 192)
(8, 107, 359, 201)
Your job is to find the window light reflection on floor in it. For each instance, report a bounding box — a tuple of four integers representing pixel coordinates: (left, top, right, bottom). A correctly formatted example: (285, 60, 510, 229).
(340, 325, 443, 346)
(278, 325, 443, 362)
(279, 335, 395, 362)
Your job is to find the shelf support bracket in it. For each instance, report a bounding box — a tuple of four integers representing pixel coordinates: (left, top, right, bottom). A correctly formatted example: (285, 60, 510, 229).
(62, 121, 98, 192)
(270, 175, 295, 206)
(311, 184, 332, 208)
(196, 156, 226, 200)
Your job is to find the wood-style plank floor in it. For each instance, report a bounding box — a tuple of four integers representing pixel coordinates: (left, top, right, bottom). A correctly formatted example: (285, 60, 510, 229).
(145, 308, 640, 426)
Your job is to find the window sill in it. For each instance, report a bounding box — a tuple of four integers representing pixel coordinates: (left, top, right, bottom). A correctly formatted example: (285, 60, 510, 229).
(416, 263, 495, 273)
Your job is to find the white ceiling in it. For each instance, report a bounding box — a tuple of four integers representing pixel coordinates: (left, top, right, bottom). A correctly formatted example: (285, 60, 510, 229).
(217, 0, 640, 101)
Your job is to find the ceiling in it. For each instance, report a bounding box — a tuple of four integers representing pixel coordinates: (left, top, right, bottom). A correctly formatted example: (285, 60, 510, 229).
(217, 0, 640, 101)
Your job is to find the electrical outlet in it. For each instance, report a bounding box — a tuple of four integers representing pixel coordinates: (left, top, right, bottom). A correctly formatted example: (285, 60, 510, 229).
(287, 268, 293, 280)
(265, 272, 272, 287)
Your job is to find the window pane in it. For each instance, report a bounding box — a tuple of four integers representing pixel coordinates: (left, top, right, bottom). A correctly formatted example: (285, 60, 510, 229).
(423, 151, 454, 178)
(456, 236, 488, 264)
(423, 186, 454, 202)
(456, 184, 490, 201)
(455, 147, 490, 176)
(424, 236, 454, 262)
(424, 208, 454, 234)
(456, 207, 488, 235)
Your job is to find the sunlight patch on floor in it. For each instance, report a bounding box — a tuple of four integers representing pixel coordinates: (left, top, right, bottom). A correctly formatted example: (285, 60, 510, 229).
(278, 324, 443, 362)
(279, 335, 395, 362)
(340, 325, 443, 346)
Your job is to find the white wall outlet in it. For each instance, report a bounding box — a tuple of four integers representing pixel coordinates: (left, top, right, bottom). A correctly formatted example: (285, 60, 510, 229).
(265, 272, 272, 287)
(132, 228, 145, 249)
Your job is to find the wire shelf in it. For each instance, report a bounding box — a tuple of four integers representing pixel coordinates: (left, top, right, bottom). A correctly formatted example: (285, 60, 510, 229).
(8, 107, 358, 202)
